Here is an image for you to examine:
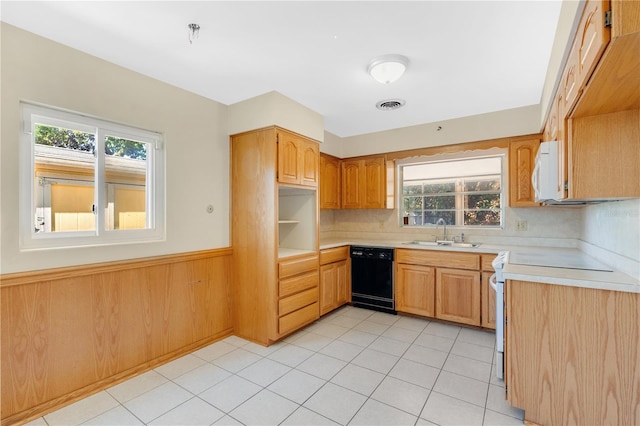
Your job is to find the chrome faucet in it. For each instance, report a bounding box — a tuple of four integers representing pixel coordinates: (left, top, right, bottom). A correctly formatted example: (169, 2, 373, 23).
(436, 218, 448, 242)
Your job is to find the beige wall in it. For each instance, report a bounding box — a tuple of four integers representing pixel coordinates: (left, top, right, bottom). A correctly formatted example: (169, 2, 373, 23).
(538, 1, 583, 129)
(320, 105, 541, 158)
(1, 23, 230, 273)
(227, 91, 324, 141)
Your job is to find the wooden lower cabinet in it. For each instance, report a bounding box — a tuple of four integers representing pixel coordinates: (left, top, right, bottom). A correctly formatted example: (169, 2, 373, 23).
(396, 249, 486, 327)
(481, 271, 497, 329)
(278, 255, 320, 335)
(319, 246, 350, 316)
(435, 268, 481, 326)
(506, 280, 640, 426)
(395, 263, 435, 317)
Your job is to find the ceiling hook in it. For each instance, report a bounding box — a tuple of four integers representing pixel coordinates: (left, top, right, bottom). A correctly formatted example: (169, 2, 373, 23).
(188, 23, 200, 45)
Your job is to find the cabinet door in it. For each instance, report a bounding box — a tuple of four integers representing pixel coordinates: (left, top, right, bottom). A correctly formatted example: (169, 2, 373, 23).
(277, 131, 318, 187)
(320, 154, 341, 209)
(481, 271, 496, 329)
(278, 132, 301, 185)
(543, 96, 558, 142)
(562, 40, 581, 117)
(341, 160, 361, 209)
(301, 140, 319, 187)
(508, 138, 540, 207)
(319, 263, 337, 315)
(396, 263, 436, 317)
(556, 94, 568, 199)
(362, 157, 386, 209)
(577, 0, 610, 89)
(335, 260, 349, 306)
(435, 268, 481, 326)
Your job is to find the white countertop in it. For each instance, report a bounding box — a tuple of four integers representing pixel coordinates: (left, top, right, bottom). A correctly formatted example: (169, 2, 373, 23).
(320, 238, 640, 294)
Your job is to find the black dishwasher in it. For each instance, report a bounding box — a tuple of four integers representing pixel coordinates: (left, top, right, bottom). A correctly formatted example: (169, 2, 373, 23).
(350, 246, 396, 314)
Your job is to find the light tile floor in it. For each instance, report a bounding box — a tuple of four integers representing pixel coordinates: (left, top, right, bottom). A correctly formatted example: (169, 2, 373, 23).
(26, 306, 524, 426)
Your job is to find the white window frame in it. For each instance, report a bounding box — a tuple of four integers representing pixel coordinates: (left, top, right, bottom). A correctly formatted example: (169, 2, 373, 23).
(398, 149, 506, 229)
(20, 102, 166, 250)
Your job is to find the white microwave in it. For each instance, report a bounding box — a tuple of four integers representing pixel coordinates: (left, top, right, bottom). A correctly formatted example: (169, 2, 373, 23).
(532, 140, 558, 202)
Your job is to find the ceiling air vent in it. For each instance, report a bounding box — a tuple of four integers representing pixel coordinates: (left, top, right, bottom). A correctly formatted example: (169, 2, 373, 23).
(376, 99, 405, 111)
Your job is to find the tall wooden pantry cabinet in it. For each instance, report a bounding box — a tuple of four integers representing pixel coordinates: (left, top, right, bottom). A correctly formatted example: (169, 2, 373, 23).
(231, 126, 320, 346)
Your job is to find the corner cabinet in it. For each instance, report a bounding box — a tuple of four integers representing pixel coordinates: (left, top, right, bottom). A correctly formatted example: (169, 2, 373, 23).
(231, 126, 320, 345)
(341, 156, 393, 209)
(508, 137, 540, 207)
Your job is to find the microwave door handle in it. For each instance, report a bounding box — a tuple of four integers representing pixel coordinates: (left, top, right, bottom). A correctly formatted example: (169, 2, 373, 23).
(532, 160, 540, 199)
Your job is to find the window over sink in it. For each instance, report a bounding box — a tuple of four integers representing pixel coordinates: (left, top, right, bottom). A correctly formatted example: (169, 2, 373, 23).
(399, 151, 504, 228)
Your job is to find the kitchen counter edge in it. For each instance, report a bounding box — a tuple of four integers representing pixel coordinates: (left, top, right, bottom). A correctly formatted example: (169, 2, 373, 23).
(320, 239, 640, 294)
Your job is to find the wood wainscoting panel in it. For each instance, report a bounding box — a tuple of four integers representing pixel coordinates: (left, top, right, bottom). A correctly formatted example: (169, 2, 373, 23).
(1, 248, 233, 425)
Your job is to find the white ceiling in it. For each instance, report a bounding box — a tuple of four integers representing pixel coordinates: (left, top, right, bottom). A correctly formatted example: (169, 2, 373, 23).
(1, 1, 563, 137)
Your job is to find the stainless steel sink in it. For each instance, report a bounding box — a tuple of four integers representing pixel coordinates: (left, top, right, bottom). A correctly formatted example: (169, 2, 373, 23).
(451, 242, 481, 248)
(405, 240, 481, 248)
(405, 240, 439, 246)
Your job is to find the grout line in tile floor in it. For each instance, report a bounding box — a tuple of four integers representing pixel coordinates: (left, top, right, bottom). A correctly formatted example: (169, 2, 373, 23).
(26, 306, 524, 426)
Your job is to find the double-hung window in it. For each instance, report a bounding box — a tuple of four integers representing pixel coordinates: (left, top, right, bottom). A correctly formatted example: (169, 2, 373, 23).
(400, 153, 504, 228)
(20, 103, 165, 249)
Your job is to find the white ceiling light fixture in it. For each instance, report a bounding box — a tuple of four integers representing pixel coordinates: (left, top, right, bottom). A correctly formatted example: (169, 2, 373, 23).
(368, 54, 409, 84)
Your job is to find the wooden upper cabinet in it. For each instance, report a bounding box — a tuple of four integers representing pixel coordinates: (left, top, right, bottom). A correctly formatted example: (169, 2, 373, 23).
(562, 43, 581, 116)
(320, 153, 341, 209)
(577, 0, 611, 86)
(277, 129, 319, 187)
(555, 94, 568, 199)
(362, 157, 386, 209)
(341, 156, 389, 209)
(301, 142, 319, 186)
(341, 159, 362, 208)
(543, 95, 559, 142)
(508, 138, 540, 207)
(611, 0, 640, 37)
(568, 110, 640, 199)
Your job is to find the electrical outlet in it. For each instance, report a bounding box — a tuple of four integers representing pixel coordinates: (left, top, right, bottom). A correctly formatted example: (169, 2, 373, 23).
(516, 220, 528, 231)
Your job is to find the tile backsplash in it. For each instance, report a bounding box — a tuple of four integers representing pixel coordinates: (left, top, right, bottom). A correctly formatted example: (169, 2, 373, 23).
(321, 204, 582, 247)
(320, 198, 640, 279)
(580, 198, 640, 279)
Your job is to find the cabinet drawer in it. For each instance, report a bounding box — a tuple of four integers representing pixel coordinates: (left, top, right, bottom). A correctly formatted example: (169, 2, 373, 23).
(396, 249, 479, 270)
(279, 271, 318, 298)
(320, 246, 349, 265)
(279, 287, 318, 316)
(279, 255, 319, 279)
(279, 302, 319, 335)
(481, 254, 496, 272)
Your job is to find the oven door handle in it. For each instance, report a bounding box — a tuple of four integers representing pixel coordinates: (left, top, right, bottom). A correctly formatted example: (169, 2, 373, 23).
(489, 273, 498, 292)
